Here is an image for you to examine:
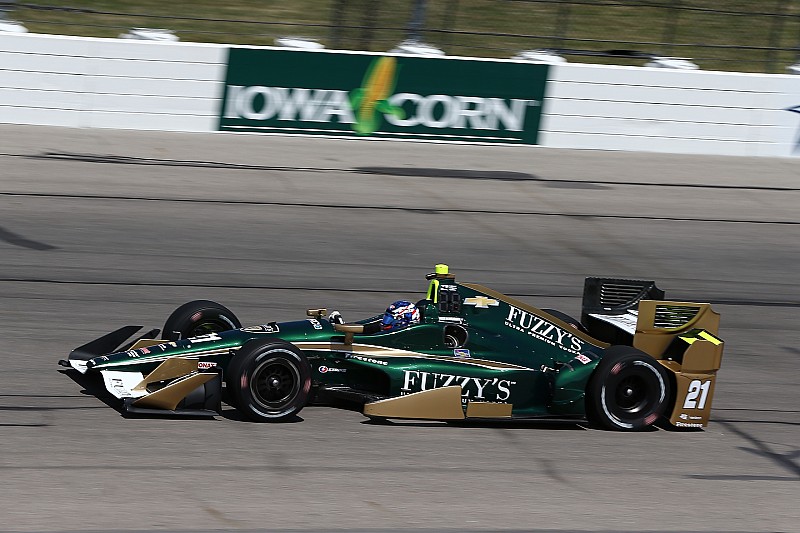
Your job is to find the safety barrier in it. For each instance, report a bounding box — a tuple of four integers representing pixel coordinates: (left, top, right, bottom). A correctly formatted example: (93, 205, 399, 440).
(0, 33, 225, 131)
(542, 64, 800, 157)
(1, 33, 798, 156)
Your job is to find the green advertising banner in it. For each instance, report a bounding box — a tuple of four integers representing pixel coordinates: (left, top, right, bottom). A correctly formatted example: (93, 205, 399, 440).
(219, 48, 549, 144)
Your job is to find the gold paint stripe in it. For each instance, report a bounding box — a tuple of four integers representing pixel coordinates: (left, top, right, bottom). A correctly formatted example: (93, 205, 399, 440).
(293, 342, 533, 371)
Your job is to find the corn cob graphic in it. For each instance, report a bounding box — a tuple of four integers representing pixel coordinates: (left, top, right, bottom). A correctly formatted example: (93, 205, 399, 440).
(350, 56, 405, 135)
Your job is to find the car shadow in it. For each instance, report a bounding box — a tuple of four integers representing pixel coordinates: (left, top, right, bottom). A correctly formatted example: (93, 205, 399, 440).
(218, 406, 304, 423)
(60, 368, 125, 413)
(361, 417, 589, 431)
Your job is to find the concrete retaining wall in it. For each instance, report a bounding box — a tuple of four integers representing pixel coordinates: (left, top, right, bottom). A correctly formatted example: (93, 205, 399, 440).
(1, 32, 798, 156)
(540, 63, 799, 157)
(0, 33, 226, 131)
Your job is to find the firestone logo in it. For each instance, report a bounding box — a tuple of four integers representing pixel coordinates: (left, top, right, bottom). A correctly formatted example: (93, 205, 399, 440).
(675, 421, 704, 428)
(223, 56, 538, 135)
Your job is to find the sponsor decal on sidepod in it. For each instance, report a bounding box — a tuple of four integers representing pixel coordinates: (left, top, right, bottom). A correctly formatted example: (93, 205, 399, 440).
(401, 370, 515, 402)
(318, 366, 347, 374)
(504, 305, 585, 354)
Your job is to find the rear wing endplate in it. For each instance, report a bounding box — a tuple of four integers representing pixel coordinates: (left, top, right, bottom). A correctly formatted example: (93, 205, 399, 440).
(634, 300, 724, 428)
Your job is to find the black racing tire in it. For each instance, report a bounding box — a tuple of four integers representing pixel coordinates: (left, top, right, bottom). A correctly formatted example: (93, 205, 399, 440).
(541, 308, 589, 335)
(586, 346, 670, 431)
(179, 372, 222, 414)
(226, 340, 311, 422)
(162, 300, 241, 341)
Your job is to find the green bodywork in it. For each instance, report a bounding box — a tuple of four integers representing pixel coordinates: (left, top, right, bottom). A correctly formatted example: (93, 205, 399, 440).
(87, 276, 609, 419)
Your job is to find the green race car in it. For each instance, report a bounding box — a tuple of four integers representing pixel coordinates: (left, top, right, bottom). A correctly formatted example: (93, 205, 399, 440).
(60, 264, 724, 431)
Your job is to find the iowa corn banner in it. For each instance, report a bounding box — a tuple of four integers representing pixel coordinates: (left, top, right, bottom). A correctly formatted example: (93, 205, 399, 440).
(219, 48, 549, 144)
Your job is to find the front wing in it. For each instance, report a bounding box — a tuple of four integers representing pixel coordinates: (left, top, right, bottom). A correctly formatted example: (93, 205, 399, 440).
(60, 327, 222, 417)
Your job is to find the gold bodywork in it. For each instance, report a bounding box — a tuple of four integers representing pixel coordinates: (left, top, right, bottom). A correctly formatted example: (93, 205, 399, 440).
(634, 301, 724, 428)
(128, 356, 217, 411)
(132, 372, 217, 410)
(363, 387, 514, 421)
(364, 386, 466, 420)
(634, 301, 720, 357)
(128, 338, 167, 350)
(132, 357, 197, 392)
(465, 402, 513, 418)
(332, 323, 365, 344)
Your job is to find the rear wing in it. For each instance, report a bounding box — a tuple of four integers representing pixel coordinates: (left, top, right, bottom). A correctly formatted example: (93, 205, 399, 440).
(582, 278, 724, 428)
(581, 277, 664, 344)
(582, 277, 664, 318)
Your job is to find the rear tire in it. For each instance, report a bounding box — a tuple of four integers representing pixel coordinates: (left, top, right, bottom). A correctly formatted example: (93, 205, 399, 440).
(586, 346, 670, 431)
(541, 308, 589, 334)
(227, 340, 311, 422)
(163, 300, 241, 341)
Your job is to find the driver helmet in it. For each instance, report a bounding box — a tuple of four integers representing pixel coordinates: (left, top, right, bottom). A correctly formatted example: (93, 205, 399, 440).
(381, 300, 421, 331)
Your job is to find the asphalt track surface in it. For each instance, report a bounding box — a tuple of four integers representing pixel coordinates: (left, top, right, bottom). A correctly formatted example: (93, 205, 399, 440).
(0, 125, 798, 533)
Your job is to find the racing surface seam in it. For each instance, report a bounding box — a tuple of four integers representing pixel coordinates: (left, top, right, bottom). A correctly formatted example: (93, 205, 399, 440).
(0, 530, 767, 533)
(2, 278, 798, 307)
(3, 151, 799, 191)
(1, 192, 797, 225)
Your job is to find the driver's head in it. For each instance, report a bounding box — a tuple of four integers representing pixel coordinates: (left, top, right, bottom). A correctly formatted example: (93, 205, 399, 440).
(381, 300, 420, 331)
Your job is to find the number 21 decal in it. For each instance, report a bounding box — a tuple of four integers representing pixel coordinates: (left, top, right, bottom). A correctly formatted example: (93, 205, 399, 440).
(682, 379, 711, 409)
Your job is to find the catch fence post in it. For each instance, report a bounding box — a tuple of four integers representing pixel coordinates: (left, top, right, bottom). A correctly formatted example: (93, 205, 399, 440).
(408, 0, 428, 41)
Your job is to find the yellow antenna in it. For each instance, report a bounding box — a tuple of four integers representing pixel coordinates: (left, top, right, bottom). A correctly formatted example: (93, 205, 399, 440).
(426, 264, 451, 302)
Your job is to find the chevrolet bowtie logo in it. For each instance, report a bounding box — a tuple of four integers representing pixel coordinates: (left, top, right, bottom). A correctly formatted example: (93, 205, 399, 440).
(464, 296, 499, 309)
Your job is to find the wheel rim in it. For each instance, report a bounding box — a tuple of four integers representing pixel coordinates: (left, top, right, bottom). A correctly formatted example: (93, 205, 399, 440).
(603, 361, 664, 424)
(250, 355, 300, 411)
(614, 375, 648, 414)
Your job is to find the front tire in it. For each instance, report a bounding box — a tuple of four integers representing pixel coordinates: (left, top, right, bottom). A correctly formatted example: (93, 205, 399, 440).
(162, 300, 241, 341)
(227, 340, 311, 422)
(586, 346, 670, 431)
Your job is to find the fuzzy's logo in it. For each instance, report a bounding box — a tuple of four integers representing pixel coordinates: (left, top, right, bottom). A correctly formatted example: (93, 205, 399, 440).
(350, 57, 405, 135)
(505, 304, 586, 354)
(401, 370, 515, 401)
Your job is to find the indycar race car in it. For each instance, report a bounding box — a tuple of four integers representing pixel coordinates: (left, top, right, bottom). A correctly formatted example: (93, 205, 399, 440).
(59, 265, 724, 431)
